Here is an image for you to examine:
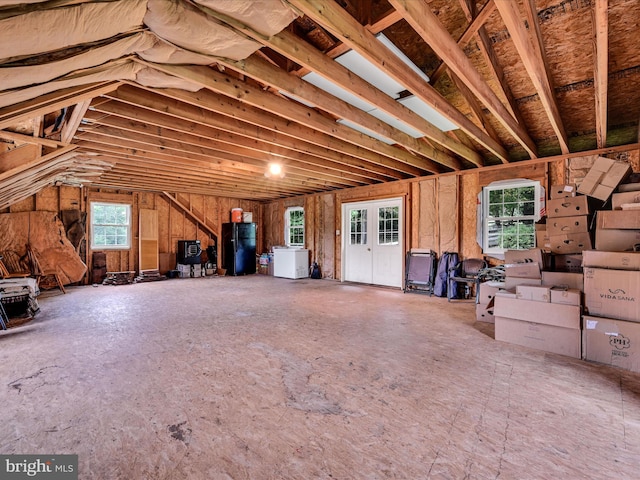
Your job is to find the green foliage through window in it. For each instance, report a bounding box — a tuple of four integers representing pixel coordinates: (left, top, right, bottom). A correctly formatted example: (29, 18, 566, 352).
(91, 202, 131, 249)
(484, 182, 540, 253)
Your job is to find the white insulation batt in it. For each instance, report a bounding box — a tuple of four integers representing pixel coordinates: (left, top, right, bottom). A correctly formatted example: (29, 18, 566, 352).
(0, 0, 299, 108)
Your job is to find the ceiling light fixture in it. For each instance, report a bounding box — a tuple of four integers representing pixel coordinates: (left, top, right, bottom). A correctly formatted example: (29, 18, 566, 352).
(265, 162, 285, 179)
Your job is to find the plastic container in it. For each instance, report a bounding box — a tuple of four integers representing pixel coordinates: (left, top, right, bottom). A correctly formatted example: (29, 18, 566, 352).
(231, 208, 243, 223)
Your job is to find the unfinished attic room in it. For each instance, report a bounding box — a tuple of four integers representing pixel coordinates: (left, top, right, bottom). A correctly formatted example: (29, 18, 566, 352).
(3, 0, 640, 477)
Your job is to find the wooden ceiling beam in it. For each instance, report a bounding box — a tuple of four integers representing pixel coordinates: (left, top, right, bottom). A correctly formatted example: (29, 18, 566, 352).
(277, 0, 506, 163)
(107, 84, 421, 178)
(96, 161, 316, 197)
(452, 0, 528, 129)
(196, 5, 486, 166)
(593, 0, 608, 149)
(91, 94, 402, 181)
(75, 138, 351, 192)
(77, 128, 365, 189)
(135, 61, 443, 175)
(388, 0, 536, 160)
(495, 0, 570, 154)
(430, 0, 497, 83)
(0, 144, 76, 183)
(215, 55, 461, 170)
(60, 99, 91, 145)
(0, 81, 120, 130)
(81, 115, 380, 184)
(0, 130, 65, 148)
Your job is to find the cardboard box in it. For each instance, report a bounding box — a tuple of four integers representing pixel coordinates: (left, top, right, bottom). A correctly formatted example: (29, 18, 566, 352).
(584, 268, 640, 322)
(549, 183, 576, 199)
(535, 224, 551, 251)
(516, 284, 551, 302)
(577, 156, 632, 201)
(504, 262, 541, 278)
(550, 287, 581, 306)
(549, 232, 592, 254)
(505, 277, 542, 290)
(583, 316, 640, 373)
(476, 303, 495, 323)
(547, 215, 590, 236)
(582, 250, 640, 271)
(478, 281, 505, 305)
(504, 248, 544, 266)
(493, 296, 581, 329)
(612, 191, 640, 210)
(495, 290, 517, 299)
(598, 210, 640, 229)
(551, 253, 583, 273)
(541, 271, 583, 291)
(549, 184, 576, 199)
(495, 317, 581, 359)
(595, 211, 640, 252)
(547, 196, 590, 218)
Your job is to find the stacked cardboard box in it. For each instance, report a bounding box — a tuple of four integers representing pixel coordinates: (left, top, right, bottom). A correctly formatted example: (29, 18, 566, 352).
(503, 248, 543, 289)
(582, 250, 640, 373)
(476, 281, 504, 323)
(546, 196, 592, 254)
(595, 210, 640, 251)
(494, 284, 582, 358)
(577, 157, 632, 201)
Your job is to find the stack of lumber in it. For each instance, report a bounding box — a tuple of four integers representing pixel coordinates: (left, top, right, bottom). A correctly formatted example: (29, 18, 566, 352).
(134, 270, 166, 283)
(102, 271, 135, 286)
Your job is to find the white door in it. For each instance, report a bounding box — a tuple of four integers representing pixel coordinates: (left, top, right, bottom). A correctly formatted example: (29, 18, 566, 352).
(342, 198, 403, 288)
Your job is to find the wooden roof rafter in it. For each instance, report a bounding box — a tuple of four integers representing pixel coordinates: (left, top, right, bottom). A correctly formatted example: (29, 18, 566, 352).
(214, 55, 462, 170)
(593, 0, 608, 149)
(194, 1, 487, 167)
(495, 0, 570, 155)
(387, 0, 536, 161)
(130, 62, 443, 175)
(282, 0, 507, 163)
(89, 90, 406, 182)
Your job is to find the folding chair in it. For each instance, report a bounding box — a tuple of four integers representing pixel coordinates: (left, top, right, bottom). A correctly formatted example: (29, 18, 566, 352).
(404, 250, 437, 296)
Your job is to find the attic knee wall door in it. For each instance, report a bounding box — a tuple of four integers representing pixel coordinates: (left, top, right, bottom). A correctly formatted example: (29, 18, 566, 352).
(342, 197, 403, 288)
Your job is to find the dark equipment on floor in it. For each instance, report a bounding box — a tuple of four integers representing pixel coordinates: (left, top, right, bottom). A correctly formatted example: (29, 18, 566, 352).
(448, 258, 487, 302)
(403, 250, 437, 296)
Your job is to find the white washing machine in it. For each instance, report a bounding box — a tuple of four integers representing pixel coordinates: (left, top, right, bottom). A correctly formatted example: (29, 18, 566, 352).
(273, 248, 309, 279)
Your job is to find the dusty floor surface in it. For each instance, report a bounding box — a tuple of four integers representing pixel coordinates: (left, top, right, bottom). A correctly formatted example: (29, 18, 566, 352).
(1, 275, 639, 479)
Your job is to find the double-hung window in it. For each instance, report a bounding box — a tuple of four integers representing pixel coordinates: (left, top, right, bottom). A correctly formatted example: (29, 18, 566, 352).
(482, 180, 543, 255)
(90, 202, 131, 250)
(285, 207, 304, 247)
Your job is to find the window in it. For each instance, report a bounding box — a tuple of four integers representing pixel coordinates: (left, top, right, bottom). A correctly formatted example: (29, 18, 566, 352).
(349, 208, 367, 245)
(482, 180, 543, 255)
(91, 202, 131, 250)
(378, 206, 399, 245)
(285, 207, 304, 246)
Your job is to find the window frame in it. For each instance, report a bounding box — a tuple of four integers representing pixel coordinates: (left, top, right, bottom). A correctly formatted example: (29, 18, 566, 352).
(377, 205, 399, 246)
(482, 179, 543, 255)
(90, 201, 132, 250)
(285, 206, 305, 247)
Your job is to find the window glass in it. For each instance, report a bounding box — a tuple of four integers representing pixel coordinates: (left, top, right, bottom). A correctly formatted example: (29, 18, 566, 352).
(378, 206, 399, 245)
(286, 207, 304, 246)
(349, 208, 367, 245)
(483, 181, 540, 254)
(91, 202, 131, 249)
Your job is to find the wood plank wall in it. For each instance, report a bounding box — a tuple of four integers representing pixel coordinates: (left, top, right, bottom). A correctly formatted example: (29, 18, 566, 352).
(0, 187, 263, 283)
(2, 150, 638, 284)
(262, 151, 640, 280)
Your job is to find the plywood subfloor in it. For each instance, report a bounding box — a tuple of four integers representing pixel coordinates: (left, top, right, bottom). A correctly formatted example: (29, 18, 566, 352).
(1, 276, 639, 479)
